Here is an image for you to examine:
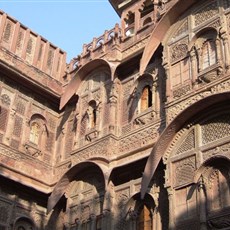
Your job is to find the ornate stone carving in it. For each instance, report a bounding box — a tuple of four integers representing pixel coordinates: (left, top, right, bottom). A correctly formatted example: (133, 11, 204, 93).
(203, 142, 230, 161)
(173, 84, 191, 99)
(24, 143, 42, 158)
(167, 90, 212, 122)
(194, 1, 218, 27)
(201, 114, 230, 145)
(1, 94, 11, 106)
(119, 125, 158, 154)
(171, 19, 188, 40)
(173, 156, 196, 187)
(175, 129, 195, 155)
(123, 37, 149, 59)
(72, 137, 116, 164)
(133, 110, 156, 128)
(208, 214, 230, 229)
(170, 38, 189, 63)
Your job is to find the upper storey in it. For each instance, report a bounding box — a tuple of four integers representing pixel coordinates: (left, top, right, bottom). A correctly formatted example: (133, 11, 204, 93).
(68, 0, 173, 73)
(0, 10, 66, 95)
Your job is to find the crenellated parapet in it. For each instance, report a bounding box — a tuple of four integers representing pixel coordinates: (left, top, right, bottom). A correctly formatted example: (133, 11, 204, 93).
(68, 0, 173, 73)
(0, 10, 67, 91)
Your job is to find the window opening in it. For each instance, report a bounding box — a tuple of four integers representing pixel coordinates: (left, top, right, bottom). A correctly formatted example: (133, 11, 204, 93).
(140, 86, 152, 112)
(137, 205, 152, 230)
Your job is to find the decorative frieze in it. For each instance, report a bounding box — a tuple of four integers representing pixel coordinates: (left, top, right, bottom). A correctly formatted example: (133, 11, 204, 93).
(72, 137, 116, 164)
(201, 114, 230, 145)
(173, 156, 196, 188)
(170, 38, 189, 63)
(171, 19, 188, 41)
(203, 142, 230, 161)
(119, 125, 158, 154)
(194, 1, 218, 27)
(173, 84, 191, 99)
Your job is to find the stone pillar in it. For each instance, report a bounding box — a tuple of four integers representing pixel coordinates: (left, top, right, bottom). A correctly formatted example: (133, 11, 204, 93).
(220, 27, 230, 71)
(102, 209, 111, 230)
(4, 109, 16, 145)
(109, 81, 119, 134)
(130, 210, 137, 230)
(90, 214, 96, 230)
(215, 38, 223, 76)
(167, 187, 175, 230)
(190, 46, 198, 87)
(199, 177, 207, 230)
(163, 62, 172, 102)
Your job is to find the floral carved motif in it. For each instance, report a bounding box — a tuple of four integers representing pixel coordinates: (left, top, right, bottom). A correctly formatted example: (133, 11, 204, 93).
(72, 137, 116, 164)
(119, 125, 158, 154)
(168, 90, 212, 122)
(170, 38, 189, 63)
(194, 1, 218, 27)
(203, 142, 230, 161)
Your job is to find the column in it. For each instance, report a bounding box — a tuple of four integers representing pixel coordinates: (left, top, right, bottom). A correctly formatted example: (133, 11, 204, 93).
(109, 81, 118, 134)
(167, 187, 175, 230)
(220, 27, 230, 71)
(90, 214, 96, 230)
(163, 62, 172, 102)
(190, 46, 198, 87)
(4, 108, 16, 145)
(199, 177, 207, 230)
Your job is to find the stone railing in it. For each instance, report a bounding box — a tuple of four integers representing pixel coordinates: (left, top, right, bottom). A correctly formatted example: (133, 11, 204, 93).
(0, 10, 67, 83)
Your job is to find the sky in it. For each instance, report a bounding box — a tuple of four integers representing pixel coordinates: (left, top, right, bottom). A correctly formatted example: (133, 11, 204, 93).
(0, 0, 120, 62)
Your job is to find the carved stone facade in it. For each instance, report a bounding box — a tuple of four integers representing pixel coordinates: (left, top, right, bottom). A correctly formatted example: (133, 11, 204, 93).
(1, 0, 230, 229)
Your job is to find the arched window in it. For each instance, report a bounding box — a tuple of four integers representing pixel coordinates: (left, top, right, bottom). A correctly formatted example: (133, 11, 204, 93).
(137, 205, 152, 230)
(28, 114, 47, 147)
(14, 217, 35, 230)
(29, 121, 40, 145)
(202, 39, 217, 70)
(207, 168, 230, 211)
(88, 101, 97, 129)
(140, 0, 154, 18)
(140, 86, 152, 112)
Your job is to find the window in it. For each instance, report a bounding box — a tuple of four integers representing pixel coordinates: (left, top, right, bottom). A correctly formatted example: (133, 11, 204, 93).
(140, 0, 154, 18)
(88, 101, 97, 129)
(137, 205, 152, 230)
(29, 122, 40, 145)
(140, 86, 152, 112)
(207, 168, 230, 211)
(202, 39, 217, 70)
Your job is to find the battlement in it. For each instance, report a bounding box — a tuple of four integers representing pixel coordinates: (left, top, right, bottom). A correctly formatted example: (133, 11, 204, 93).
(0, 10, 67, 83)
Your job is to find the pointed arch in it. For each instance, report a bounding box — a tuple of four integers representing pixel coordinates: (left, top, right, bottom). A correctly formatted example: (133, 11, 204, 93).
(141, 92, 230, 199)
(140, 0, 197, 74)
(47, 160, 109, 213)
(59, 59, 120, 110)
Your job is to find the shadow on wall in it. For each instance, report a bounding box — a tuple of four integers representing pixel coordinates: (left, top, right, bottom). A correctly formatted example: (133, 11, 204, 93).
(0, 174, 47, 230)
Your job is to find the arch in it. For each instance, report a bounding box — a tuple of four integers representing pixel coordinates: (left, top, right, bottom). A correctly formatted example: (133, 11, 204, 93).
(194, 155, 230, 183)
(59, 59, 120, 110)
(121, 193, 155, 230)
(123, 193, 155, 218)
(141, 92, 230, 199)
(140, 0, 198, 74)
(13, 216, 36, 230)
(188, 27, 218, 51)
(47, 160, 109, 213)
(29, 113, 47, 126)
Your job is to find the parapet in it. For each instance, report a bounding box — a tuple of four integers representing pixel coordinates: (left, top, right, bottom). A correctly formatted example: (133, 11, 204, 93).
(0, 10, 67, 84)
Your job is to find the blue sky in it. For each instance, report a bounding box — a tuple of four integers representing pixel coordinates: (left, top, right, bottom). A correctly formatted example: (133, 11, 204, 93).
(0, 0, 120, 62)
